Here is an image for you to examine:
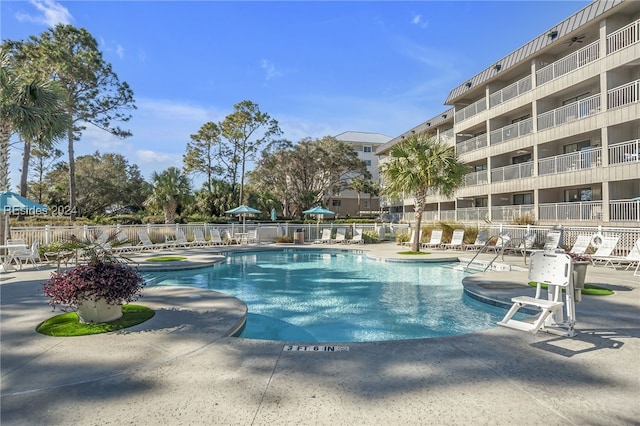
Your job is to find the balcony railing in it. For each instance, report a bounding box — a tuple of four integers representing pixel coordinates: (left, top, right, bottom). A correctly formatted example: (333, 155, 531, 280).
(456, 207, 489, 222)
(609, 139, 640, 165)
(440, 128, 455, 143)
(491, 162, 534, 183)
(489, 75, 532, 107)
(537, 94, 600, 131)
(538, 148, 602, 175)
(610, 199, 640, 222)
(607, 18, 640, 54)
(607, 79, 640, 109)
(456, 133, 488, 155)
(539, 201, 603, 222)
(455, 97, 487, 122)
(463, 170, 488, 187)
(491, 205, 535, 222)
(536, 41, 599, 85)
(490, 117, 533, 145)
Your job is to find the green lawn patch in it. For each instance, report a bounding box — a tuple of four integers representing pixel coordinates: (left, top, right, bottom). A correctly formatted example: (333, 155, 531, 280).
(36, 304, 155, 337)
(146, 256, 187, 262)
(397, 251, 431, 255)
(528, 282, 614, 296)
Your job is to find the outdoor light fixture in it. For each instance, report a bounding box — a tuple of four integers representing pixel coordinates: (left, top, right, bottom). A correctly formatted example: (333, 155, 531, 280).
(548, 30, 558, 39)
(494, 64, 502, 71)
(411, 130, 415, 134)
(442, 114, 447, 119)
(465, 81, 472, 88)
(426, 122, 431, 126)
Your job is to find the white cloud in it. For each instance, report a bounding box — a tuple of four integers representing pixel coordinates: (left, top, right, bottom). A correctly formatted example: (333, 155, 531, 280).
(411, 13, 428, 29)
(15, 0, 73, 26)
(260, 59, 282, 81)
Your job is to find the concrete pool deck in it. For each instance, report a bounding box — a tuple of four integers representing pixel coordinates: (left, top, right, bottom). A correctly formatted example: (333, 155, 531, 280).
(1, 242, 638, 425)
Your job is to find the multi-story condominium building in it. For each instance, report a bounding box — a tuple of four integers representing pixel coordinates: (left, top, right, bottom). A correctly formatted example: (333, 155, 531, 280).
(332, 131, 391, 217)
(379, 0, 640, 228)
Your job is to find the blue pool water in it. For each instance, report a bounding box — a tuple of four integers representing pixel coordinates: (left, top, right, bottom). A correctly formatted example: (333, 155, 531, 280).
(146, 250, 509, 342)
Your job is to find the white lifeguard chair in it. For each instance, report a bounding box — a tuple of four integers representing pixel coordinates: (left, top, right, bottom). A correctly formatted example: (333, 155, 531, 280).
(498, 251, 577, 337)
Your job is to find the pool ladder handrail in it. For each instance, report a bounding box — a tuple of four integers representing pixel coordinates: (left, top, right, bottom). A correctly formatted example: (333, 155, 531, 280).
(465, 234, 511, 272)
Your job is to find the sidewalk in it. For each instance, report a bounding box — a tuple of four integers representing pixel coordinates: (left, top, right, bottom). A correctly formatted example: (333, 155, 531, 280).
(1, 242, 638, 425)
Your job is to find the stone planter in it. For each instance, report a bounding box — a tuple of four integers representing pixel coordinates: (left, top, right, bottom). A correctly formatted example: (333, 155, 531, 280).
(76, 298, 123, 324)
(572, 261, 589, 302)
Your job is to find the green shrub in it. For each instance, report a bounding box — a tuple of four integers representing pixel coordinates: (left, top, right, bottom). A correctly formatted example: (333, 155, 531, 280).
(274, 235, 293, 243)
(362, 230, 380, 244)
(395, 233, 410, 244)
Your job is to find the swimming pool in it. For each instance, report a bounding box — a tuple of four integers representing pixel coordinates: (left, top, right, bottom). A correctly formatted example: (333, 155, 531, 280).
(146, 249, 509, 342)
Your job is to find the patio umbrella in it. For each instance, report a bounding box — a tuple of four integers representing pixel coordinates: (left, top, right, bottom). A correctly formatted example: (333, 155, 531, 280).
(225, 205, 261, 233)
(302, 206, 335, 237)
(0, 191, 48, 244)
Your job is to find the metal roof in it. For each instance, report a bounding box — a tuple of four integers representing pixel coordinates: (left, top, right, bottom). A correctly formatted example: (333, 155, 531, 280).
(334, 131, 392, 144)
(444, 0, 625, 104)
(377, 107, 455, 154)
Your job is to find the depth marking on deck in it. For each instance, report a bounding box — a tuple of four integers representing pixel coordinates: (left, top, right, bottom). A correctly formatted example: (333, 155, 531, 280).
(283, 345, 349, 352)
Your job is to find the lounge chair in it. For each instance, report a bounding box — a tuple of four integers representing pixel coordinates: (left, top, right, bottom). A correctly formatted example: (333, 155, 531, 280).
(334, 227, 347, 244)
(506, 232, 537, 256)
(442, 229, 465, 250)
(422, 229, 443, 249)
(246, 229, 258, 244)
(314, 229, 332, 244)
(465, 230, 489, 251)
(567, 235, 591, 256)
(498, 251, 576, 337)
(10, 239, 41, 269)
(192, 229, 210, 246)
(591, 236, 620, 265)
(209, 229, 226, 245)
(402, 229, 422, 247)
(169, 229, 197, 248)
(486, 233, 511, 253)
(347, 228, 365, 244)
(137, 230, 166, 251)
(592, 237, 640, 270)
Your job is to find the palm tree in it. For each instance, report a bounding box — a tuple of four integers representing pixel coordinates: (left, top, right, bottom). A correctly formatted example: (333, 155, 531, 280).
(0, 49, 70, 243)
(350, 176, 368, 216)
(380, 133, 468, 252)
(144, 167, 192, 224)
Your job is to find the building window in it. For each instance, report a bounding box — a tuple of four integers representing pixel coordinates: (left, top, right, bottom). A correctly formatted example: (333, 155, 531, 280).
(565, 188, 592, 202)
(475, 198, 488, 207)
(512, 154, 531, 164)
(513, 193, 533, 205)
(474, 164, 487, 172)
(363, 146, 372, 153)
(332, 200, 341, 207)
(562, 92, 590, 106)
(511, 114, 531, 124)
(563, 140, 591, 154)
(364, 160, 372, 166)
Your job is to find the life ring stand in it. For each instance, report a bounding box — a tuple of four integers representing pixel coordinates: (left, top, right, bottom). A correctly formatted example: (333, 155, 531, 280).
(590, 232, 604, 248)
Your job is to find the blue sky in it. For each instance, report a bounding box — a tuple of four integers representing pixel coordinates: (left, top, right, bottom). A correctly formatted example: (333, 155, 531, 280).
(2, 0, 590, 189)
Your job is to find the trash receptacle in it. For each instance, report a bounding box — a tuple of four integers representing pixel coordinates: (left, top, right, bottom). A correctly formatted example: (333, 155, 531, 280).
(294, 228, 305, 244)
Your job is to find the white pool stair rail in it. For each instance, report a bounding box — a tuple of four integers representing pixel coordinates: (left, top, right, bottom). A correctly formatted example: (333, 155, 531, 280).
(497, 251, 577, 337)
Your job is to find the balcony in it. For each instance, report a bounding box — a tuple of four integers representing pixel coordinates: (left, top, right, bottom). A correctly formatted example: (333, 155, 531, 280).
(457, 207, 489, 222)
(607, 79, 640, 110)
(456, 133, 488, 155)
(489, 75, 532, 107)
(607, 18, 640, 54)
(538, 148, 602, 175)
(463, 170, 488, 187)
(491, 162, 533, 183)
(537, 94, 600, 131)
(491, 204, 535, 222)
(455, 97, 487, 123)
(610, 199, 640, 222)
(539, 201, 603, 222)
(536, 41, 599, 86)
(609, 139, 640, 165)
(490, 118, 533, 145)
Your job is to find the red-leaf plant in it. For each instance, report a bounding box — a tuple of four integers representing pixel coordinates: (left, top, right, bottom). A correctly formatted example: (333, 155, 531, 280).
(42, 236, 146, 309)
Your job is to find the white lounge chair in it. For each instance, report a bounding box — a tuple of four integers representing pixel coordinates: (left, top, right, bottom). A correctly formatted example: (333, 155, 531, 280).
(246, 229, 258, 244)
(402, 229, 422, 247)
(593, 237, 640, 271)
(192, 229, 210, 246)
(314, 229, 332, 244)
(442, 229, 465, 250)
(209, 229, 226, 245)
(137, 230, 166, 251)
(498, 251, 576, 337)
(170, 229, 197, 248)
(487, 233, 511, 253)
(11, 239, 41, 269)
(347, 228, 365, 244)
(465, 230, 489, 251)
(506, 232, 537, 256)
(422, 229, 443, 249)
(334, 228, 347, 244)
(591, 236, 620, 265)
(567, 235, 591, 256)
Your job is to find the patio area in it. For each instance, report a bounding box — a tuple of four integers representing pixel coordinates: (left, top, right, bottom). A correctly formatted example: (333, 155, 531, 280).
(1, 242, 638, 425)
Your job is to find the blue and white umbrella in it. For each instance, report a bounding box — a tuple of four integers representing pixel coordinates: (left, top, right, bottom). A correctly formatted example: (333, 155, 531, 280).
(303, 206, 335, 236)
(225, 205, 261, 233)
